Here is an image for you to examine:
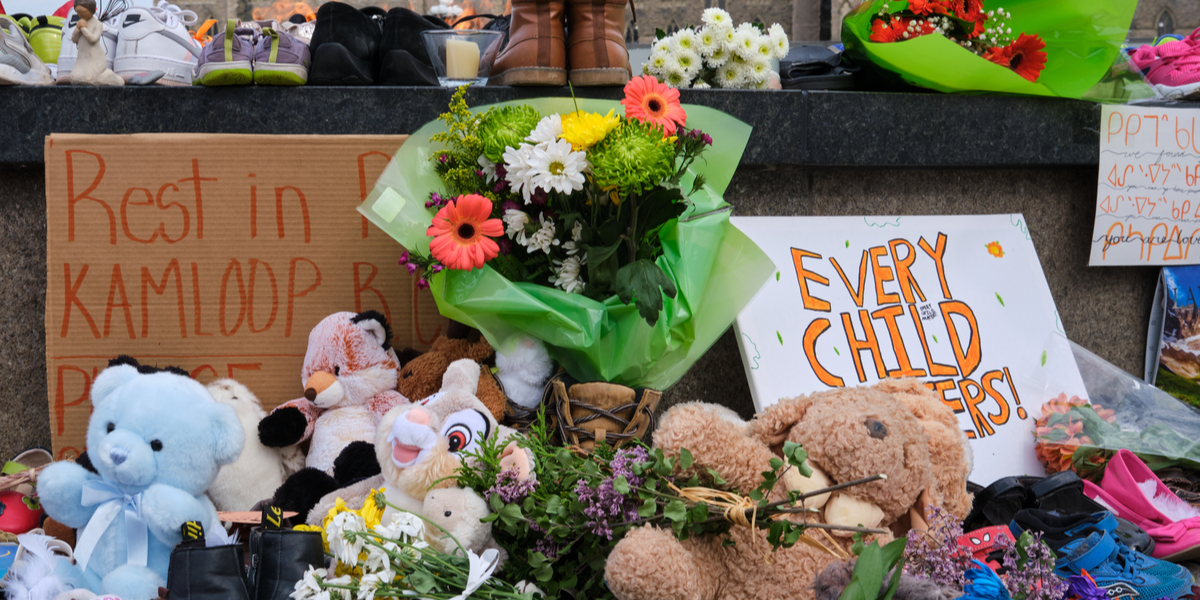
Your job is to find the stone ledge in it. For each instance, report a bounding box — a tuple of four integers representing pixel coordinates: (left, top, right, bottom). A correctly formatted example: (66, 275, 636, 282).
(0, 86, 1113, 167)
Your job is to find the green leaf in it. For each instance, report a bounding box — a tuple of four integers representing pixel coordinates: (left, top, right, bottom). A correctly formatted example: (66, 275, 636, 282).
(769, 457, 784, 470)
(408, 571, 436, 594)
(767, 521, 785, 546)
(777, 331, 783, 345)
(638, 496, 657, 517)
(722, 538, 736, 547)
(783, 441, 813, 476)
(614, 259, 677, 325)
(535, 561, 554, 582)
(489, 494, 505, 512)
(689, 174, 708, 196)
(663, 499, 687, 522)
(584, 239, 623, 287)
(679, 448, 694, 469)
(706, 468, 727, 486)
(1041, 350, 1047, 366)
(498, 502, 523, 527)
(690, 503, 710, 522)
(656, 27, 666, 39)
(545, 495, 562, 516)
(996, 292, 1005, 306)
(613, 475, 631, 495)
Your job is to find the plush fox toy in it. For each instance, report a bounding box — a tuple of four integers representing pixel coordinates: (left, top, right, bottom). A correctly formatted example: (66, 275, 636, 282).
(259, 311, 410, 518)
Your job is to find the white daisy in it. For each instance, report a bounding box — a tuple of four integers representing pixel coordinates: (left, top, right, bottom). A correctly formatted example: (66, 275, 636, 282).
(503, 209, 530, 241)
(642, 63, 651, 75)
(696, 28, 720, 57)
(502, 143, 537, 202)
(673, 29, 698, 53)
(327, 512, 366, 565)
(526, 214, 559, 254)
(528, 139, 587, 195)
(665, 68, 687, 87)
(706, 45, 729, 67)
(526, 114, 562, 145)
(753, 37, 772, 60)
(477, 154, 497, 183)
(693, 80, 712, 89)
(549, 255, 585, 294)
(357, 573, 384, 600)
(324, 576, 353, 600)
(676, 49, 703, 79)
(714, 63, 743, 88)
(768, 23, 789, 59)
(731, 29, 756, 60)
(701, 8, 731, 29)
(291, 567, 327, 600)
(746, 57, 771, 84)
(736, 22, 757, 35)
(718, 27, 736, 48)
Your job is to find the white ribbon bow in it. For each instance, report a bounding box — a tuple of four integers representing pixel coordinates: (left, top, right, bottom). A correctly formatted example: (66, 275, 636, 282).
(449, 548, 500, 600)
(74, 479, 149, 572)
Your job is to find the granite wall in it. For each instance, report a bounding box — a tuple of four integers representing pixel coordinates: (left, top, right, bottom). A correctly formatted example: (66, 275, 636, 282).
(0, 163, 1156, 459)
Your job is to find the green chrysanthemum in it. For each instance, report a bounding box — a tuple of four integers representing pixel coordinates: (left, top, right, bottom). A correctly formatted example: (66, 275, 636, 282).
(479, 105, 542, 162)
(589, 120, 677, 198)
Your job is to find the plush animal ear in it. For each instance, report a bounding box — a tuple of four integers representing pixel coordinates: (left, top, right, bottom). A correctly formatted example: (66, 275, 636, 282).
(351, 310, 393, 350)
(442, 359, 481, 395)
(91, 359, 141, 407)
(748, 394, 816, 449)
(206, 401, 246, 465)
(463, 338, 495, 363)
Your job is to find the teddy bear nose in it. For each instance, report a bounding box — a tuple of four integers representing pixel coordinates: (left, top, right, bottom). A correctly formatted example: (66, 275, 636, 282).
(305, 388, 317, 401)
(406, 408, 431, 426)
(109, 448, 128, 465)
(866, 418, 888, 439)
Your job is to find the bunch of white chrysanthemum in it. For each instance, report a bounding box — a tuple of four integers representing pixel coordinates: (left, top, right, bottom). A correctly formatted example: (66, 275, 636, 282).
(642, 8, 789, 89)
(429, 0, 463, 18)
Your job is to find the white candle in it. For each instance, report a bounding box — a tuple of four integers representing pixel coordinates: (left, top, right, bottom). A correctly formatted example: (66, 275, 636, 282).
(446, 37, 480, 80)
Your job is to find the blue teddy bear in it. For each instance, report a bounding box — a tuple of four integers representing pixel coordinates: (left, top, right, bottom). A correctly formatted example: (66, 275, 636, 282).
(38, 357, 244, 600)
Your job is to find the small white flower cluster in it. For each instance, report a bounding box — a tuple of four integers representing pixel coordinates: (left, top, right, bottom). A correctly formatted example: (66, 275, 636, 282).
(549, 220, 586, 294)
(643, 9, 788, 90)
(976, 7, 1013, 45)
(292, 512, 430, 600)
(429, 0, 463, 18)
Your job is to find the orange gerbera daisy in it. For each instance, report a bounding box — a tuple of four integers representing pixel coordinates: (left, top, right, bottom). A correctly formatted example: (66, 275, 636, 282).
(426, 194, 504, 271)
(1001, 33, 1047, 82)
(869, 16, 906, 42)
(621, 75, 687, 136)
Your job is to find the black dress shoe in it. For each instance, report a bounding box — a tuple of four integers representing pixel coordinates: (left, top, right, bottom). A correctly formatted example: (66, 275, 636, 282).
(377, 8, 448, 86)
(309, 1, 383, 85)
(250, 506, 327, 600)
(166, 522, 252, 600)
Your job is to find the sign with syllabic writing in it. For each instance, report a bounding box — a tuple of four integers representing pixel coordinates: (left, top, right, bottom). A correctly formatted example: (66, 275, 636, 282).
(44, 134, 448, 460)
(1091, 105, 1200, 266)
(732, 215, 1086, 483)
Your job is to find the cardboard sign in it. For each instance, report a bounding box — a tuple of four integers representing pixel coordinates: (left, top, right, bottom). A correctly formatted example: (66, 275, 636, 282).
(731, 215, 1087, 482)
(45, 134, 447, 460)
(1091, 105, 1200, 266)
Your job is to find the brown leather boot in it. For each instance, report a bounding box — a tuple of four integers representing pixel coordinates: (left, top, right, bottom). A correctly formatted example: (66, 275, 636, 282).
(566, 0, 632, 86)
(488, 0, 567, 86)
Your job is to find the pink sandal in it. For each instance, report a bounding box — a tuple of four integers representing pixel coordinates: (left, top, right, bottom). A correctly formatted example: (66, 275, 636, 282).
(1099, 449, 1200, 561)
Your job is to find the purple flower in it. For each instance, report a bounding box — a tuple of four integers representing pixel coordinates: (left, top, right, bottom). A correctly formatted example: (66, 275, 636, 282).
(486, 468, 537, 504)
(904, 506, 973, 589)
(430, 192, 449, 208)
(501, 201, 520, 213)
(1066, 574, 1105, 600)
(528, 520, 562, 560)
(494, 180, 509, 193)
(495, 163, 508, 180)
(529, 188, 548, 206)
(476, 170, 485, 178)
(405, 262, 419, 275)
(431, 264, 444, 274)
(573, 447, 650, 541)
(399, 251, 410, 264)
(497, 237, 513, 255)
(702, 133, 713, 146)
(417, 279, 430, 290)
(1002, 532, 1066, 600)
(438, 154, 448, 164)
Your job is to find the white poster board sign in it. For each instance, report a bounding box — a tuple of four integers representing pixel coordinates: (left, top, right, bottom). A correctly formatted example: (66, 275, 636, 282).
(1091, 105, 1200, 266)
(732, 215, 1086, 483)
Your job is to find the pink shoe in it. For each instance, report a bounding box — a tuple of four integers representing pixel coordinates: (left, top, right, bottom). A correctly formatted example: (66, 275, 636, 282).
(1101, 449, 1200, 561)
(1083, 479, 1135, 517)
(1131, 40, 1200, 100)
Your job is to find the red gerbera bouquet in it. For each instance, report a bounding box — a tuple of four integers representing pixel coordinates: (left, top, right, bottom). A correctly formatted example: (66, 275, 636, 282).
(868, 0, 1047, 82)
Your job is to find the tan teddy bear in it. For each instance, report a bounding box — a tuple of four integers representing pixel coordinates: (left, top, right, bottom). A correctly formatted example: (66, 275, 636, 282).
(604, 379, 973, 600)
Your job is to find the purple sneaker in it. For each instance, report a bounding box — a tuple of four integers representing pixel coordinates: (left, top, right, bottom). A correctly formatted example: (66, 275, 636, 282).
(253, 21, 309, 85)
(193, 18, 254, 86)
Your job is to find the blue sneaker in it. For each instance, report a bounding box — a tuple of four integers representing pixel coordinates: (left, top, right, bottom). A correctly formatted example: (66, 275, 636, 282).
(1012, 510, 1193, 600)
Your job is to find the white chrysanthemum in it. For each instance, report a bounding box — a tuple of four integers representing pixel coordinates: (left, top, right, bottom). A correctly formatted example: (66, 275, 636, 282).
(477, 154, 497, 183)
(379, 511, 425, 540)
(526, 114, 562, 145)
(502, 143, 537, 202)
(706, 45, 729, 68)
(362, 543, 392, 575)
(701, 8, 731, 29)
(731, 30, 756, 60)
(693, 80, 712, 89)
(718, 26, 736, 48)
(526, 214, 559, 254)
(753, 37, 772, 60)
(642, 63, 650, 75)
(327, 512, 366, 565)
(676, 49, 703, 80)
(528, 139, 587, 195)
(696, 28, 720, 57)
(673, 29, 698, 52)
(736, 22, 757, 35)
(292, 567, 327, 600)
(571, 220, 583, 242)
(324, 576, 353, 600)
(357, 573, 385, 600)
(503, 208, 530, 240)
(746, 57, 771, 84)
(714, 62, 743, 88)
(550, 255, 585, 294)
(768, 23, 789, 59)
(664, 68, 687, 87)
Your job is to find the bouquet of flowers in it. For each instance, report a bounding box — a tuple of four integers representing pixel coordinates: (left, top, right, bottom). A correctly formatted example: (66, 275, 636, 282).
(865, 0, 1046, 82)
(290, 490, 534, 600)
(841, 0, 1141, 99)
(360, 80, 773, 388)
(642, 8, 789, 89)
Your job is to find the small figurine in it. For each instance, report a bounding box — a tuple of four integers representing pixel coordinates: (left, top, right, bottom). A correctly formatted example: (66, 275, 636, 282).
(69, 0, 123, 86)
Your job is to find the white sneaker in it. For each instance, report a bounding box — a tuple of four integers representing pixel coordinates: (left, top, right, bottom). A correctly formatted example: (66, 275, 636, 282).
(57, 7, 122, 85)
(0, 15, 53, 85)
(113, 1, 201, 85)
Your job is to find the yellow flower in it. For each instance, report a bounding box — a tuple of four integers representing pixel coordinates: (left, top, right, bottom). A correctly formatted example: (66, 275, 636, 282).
(292, 524, 330, 552)
(358, 488, 385, 529)
(560, 109, 620, 151)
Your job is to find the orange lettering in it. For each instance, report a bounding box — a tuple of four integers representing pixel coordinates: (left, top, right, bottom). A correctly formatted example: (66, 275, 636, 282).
(791, 248, 831, 312)
(888, 239, 926, 303)
(358, 151, 390, 239)
(940, 300, 981, 378)
(286, 258, 322, 337)
(190, 263, 213, 336)
(228, 363, 261, 379)
(982, 370, 1010, 426)
(248, 259, 279, 334)
(868, 246, 900, 305)
(803, 318, 844, 387)
(929, 378, 962, 413)
(103, 264, 135, 339)
(155, 183, 190, 243)
(55, 365, 91, 435)
(959, 379, 994, 438)
(66, 150, 115, 245)
(841, 310, 885, 383)
(140, 259, 187, 338)
(176, 159, 213, 239)
(918, 233, 951, 299)
(830, 251, 869, 307)
(908, 304, 957, 376)
(120, 188, 158, 244)
(353, 262, 392, 334)
(62, 264, 100, 338)
(275, 186, 311, 243)
(220, 259, 246, 336)
(870, 305, 926, 378)
(190, 364, 219, 379)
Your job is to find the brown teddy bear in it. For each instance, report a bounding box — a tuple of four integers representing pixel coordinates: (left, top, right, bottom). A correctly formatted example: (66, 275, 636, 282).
(397, 322, 509, 422)
(604, 379, 973, 600)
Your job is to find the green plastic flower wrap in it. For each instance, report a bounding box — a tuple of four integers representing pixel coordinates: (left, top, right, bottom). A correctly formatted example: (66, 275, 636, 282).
(842, 0, 1152, 102)
(358, 97, 774, 389)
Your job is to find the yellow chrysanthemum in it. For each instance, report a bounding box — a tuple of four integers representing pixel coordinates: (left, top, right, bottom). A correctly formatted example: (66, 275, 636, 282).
(358, 488, 385, 529)
(292, 524, 329, 552)
(560, 109, 620, 151)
